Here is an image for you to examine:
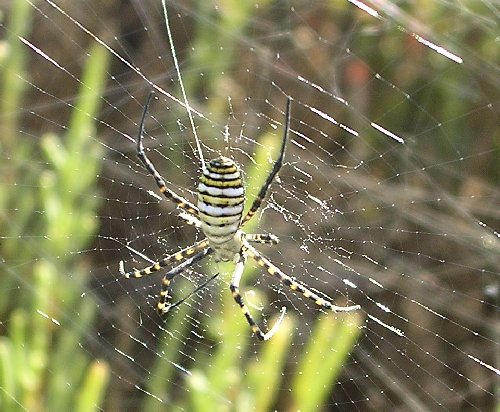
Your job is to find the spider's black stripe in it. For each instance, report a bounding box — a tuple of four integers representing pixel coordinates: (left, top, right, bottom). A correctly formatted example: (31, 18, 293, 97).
(198, 197, 245, 207)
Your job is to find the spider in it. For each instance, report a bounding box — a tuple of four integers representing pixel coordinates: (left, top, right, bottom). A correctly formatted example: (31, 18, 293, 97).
(121, 92, 360, 340)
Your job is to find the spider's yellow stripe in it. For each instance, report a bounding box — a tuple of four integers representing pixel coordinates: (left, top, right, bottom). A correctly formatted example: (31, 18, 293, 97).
(208, 165, 238, 174)
(199, 174, 242, 188)
(199, 193, 245, 206)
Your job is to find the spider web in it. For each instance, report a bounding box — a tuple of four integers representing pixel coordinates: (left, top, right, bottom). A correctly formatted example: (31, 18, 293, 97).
(1, 0, 499, 410)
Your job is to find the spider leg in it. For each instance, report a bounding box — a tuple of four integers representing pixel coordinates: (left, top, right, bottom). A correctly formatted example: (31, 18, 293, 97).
(240, 98, 291, 226)
(121, 238, 209, 278)
(243, 241, 360, 313)
(230, 252, 287, 341)
(137, 91, 199, 216)
(245, 233, 279, 245)
(157, 247, 214, 314)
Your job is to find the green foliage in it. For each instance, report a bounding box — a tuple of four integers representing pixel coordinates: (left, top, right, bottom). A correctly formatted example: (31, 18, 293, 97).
(141, 299, 363, 410)
(0, 1, 111, 409)
(184, 0, 271, 100)
(290, 312, 364, 410)
(0, 0, 30, 145)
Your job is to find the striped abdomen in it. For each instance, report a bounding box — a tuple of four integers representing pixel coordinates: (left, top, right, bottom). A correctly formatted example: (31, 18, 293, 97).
(197, 156, 245, 260)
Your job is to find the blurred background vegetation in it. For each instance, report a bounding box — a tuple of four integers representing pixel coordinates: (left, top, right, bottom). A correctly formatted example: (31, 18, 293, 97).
(0, 0, 498, 410)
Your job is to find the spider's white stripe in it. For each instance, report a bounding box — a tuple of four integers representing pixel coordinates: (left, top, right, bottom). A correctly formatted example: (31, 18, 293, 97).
(203, 170, 241, 180)
(201, 222, 240, 237)
(200, 213, 241, 226)
(198, 202, 243, 216)
(198, 183, 244, 197)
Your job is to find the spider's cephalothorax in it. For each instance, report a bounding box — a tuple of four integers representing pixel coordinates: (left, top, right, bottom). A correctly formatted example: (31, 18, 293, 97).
(121, 92, 360, 341)
(197, 157, 245, 262)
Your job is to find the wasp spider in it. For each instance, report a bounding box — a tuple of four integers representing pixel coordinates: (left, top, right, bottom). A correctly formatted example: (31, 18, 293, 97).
(121, 92, 360, 341)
